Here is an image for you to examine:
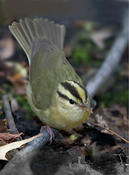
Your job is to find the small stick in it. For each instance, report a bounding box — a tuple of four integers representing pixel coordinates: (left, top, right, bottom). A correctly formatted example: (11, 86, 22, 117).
(2, 95, 22, 140)
(93, 122, 129, 144)
(0, 128, 59, 175)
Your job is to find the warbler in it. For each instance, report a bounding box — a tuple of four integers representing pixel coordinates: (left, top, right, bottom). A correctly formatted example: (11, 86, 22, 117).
(9, 18, 93, 131)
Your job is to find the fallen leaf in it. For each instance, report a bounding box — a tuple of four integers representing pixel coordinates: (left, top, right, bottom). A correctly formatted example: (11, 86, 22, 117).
(91, 27, 114, 49)
(0, 132, 23, 144)
(0, 133, 41, 160)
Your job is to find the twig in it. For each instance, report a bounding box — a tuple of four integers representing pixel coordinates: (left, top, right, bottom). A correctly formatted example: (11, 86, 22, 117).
(86, 11, 129, 98)
(1, 10, 129, 174)
(93, 122, 129, 144)
(2, 95, 21, 140)
(23, 127, 59, 152)
(0, 127, 59, 175)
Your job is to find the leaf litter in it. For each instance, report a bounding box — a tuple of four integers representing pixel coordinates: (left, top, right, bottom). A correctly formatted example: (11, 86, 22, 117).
(0, 24, 128, 174)
(0, 134, 41, 160)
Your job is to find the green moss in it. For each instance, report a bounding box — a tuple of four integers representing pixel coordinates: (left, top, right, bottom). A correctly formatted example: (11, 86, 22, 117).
(113, 90, 129, 106)
(70, 25, 102, 67)
(99, 89, 128, 107)
(72, 45, 92, 64)
(71, 40, 101, 67)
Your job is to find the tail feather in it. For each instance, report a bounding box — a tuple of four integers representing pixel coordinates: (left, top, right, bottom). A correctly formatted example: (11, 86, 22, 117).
(9, 17, 66, 64)
(24, 18, 35, 41)
(9, 21, 31, 59)
(20, 19, 33, 46)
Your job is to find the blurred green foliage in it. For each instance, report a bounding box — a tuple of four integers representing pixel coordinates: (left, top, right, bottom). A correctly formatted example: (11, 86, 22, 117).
(98, 72, 128, 108)
(99, 90, 128, 107)
(70, 22, 102, 67)
(72, 42, 93, 65)
(71, 41, 102, 67)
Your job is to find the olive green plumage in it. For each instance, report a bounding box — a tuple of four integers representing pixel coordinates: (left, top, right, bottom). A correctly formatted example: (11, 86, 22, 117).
(9, 18, 92, 130)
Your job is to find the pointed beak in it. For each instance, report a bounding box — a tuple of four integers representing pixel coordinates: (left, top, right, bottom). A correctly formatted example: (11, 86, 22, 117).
(79, 103, 93, 113)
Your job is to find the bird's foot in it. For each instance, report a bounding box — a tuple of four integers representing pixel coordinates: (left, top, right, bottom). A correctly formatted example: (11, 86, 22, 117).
(40, 125, 54, 143)
(46, 125, 55, 143)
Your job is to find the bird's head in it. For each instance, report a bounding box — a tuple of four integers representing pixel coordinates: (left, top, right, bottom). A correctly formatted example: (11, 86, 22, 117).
(56, 80, 92, 123)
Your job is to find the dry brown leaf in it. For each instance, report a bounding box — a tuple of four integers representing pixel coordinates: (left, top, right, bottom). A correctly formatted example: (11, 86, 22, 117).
(91, 27, 114, 49)
(0, 134, 41, 160)
(0, 132, 23, 144)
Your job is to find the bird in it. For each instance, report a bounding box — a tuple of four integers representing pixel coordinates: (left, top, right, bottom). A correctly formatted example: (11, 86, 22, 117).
(9, 17, 93, 131)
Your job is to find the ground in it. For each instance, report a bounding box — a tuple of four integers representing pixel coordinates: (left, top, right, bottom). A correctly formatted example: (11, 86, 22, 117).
(0, 20, 128, 175)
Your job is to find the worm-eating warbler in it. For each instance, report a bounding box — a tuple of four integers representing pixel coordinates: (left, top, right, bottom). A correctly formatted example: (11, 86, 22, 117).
(9, 18, 92, 130)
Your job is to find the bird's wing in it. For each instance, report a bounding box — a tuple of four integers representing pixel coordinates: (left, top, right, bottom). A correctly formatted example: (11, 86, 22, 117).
(30, 38, 82, 110)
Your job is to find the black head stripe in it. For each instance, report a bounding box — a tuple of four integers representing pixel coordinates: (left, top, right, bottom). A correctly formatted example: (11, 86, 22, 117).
(57, 91, 69, 101)
(57, 91, 77, 104)
(61, 82, 83, 102)
(73, 81, 87, 99)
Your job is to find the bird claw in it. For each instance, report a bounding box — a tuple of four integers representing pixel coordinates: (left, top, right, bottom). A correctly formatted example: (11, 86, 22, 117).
(40, 125, 54, 143)
(47, 126, 55, 143)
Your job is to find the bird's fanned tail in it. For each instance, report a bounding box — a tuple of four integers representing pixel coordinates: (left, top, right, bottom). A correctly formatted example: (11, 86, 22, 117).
(9, 18, 66, 64)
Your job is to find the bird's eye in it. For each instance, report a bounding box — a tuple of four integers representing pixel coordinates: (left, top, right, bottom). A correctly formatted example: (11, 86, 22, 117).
(69, 99, 75, 104)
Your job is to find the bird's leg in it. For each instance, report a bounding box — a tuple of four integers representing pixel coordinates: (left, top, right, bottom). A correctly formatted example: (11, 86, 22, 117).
(46, 125, 55, 143)
(40, 125, 55, 143)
